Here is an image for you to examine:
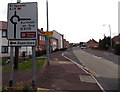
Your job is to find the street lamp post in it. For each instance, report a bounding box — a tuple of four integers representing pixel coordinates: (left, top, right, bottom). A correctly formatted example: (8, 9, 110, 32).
(103, 24, 113, 50)
(108, 25, 113, 50)
(17, 0, 21, 3)
(46, 0, 50, 66)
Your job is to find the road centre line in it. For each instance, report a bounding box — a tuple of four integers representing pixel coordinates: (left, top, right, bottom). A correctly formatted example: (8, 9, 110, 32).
(92, 54, 114, 64)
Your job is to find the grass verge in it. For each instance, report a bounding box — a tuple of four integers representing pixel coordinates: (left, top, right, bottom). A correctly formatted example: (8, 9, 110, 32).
(1, 57, 10, 65)
(2, 57, 46, 71)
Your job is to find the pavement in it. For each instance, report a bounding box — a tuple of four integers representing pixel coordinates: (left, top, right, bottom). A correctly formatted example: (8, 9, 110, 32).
(2, 49, 103, 91)
(36, 50, 102, 91)
(36, 61, 102, 91)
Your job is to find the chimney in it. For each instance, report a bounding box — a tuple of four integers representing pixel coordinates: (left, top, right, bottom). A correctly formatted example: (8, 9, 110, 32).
(41, 28, 43, 31)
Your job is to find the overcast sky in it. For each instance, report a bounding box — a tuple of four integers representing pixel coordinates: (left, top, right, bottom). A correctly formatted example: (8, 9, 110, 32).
(0, 0, 119, 43)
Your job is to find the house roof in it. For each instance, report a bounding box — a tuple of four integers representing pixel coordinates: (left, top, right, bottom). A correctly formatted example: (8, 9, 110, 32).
(0, 21, 7, 30)
(112, 34, 120, 43)
(38, 28, 45, 35)
(87, 39, 98, 43)
(53, 30, 63, 36)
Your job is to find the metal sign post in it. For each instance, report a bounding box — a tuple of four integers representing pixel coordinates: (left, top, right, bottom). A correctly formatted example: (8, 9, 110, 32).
(9, 47, 14, 87)
(46, 0, 50, 66)
(32, 46, 36, 88)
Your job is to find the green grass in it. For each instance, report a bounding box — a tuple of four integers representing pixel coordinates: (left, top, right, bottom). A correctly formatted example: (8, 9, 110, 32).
(19, 57, 30, 62)
(2, 67, 9, 71)
(1, 57, 10, 65)
(2, 57, 46, 71)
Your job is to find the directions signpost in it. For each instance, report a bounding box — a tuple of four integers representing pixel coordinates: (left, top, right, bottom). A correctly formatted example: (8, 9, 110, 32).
(7, 2, 38, 87)
(8, 2, 38, 43)
(8, 40, 36, 46)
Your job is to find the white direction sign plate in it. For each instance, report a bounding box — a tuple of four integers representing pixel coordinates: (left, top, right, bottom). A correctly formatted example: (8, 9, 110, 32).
(8, 40, 36, 46)
(7, 2, 38, 40)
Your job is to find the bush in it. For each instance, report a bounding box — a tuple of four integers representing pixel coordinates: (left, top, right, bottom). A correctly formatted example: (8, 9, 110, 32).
(114, 44, 120, 55)
(1, 57, 10, 65)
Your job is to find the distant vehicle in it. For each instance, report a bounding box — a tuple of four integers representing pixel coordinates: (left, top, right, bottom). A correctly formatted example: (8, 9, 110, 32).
(93, 46, 98, 49)
(81, 46, 86, 49)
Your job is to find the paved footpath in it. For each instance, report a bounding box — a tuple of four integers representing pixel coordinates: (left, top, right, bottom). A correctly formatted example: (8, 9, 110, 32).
(36, 61, 102, 91)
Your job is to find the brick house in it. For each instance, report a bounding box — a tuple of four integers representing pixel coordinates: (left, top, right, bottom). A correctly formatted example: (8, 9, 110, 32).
(87, 39, 99, 48)
(36, 28, 46, 51)
(0, 21, 9, 57)
(112, 34, 120, 44)
(63, 39, 69, 49)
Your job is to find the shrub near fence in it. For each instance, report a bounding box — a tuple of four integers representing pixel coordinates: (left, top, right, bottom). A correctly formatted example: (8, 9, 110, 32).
(114, 43, 120, 55)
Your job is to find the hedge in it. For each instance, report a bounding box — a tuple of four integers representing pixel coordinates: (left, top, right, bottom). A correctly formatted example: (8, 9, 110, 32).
(114, 43, 120, 55)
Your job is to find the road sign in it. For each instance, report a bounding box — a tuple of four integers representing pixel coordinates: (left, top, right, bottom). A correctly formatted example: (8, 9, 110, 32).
(8, 40, 36, 46)
(7, 2, 38, 40)
(43, 31, 53, 35)
(21, 32, 36, 38)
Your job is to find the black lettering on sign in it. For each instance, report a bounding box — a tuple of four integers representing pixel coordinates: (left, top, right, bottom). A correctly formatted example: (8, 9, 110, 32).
(22, 25, 26, 27)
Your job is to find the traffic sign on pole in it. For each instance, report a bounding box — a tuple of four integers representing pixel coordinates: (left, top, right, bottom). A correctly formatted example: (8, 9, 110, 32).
(8, 2, 38, 88)
(7, 2, 38, 41)
(8, 40, 36, 46)
(43, 31, 53, 35)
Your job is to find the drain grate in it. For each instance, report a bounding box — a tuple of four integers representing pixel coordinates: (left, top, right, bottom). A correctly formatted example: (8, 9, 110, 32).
(79, 74, 96, 83)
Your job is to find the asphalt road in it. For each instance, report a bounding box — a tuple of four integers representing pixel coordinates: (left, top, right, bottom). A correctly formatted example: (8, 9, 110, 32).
(83, 48, 119, 65)
(64, 47, 119, 91)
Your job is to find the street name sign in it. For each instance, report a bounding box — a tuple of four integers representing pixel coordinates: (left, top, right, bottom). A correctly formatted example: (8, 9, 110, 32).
(8, 40, 36, 46)
(7, 2, 38, 46)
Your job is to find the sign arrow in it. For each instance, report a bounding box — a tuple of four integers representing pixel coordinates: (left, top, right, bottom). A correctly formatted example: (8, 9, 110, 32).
(10, 41, 16, 45)
(10, 11, 31, 39)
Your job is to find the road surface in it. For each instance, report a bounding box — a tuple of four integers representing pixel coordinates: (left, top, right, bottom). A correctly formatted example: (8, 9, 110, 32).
(83, 48, 119, 65)
(64, 47, 119, 91)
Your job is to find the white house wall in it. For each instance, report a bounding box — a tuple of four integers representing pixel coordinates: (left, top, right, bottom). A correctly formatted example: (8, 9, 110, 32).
(0, 32, 32, 57)
(53, 31, 63, 49)
(0, 30, 11, 57)
(0, 30, 2, 54)
(19, 46, 32, 57)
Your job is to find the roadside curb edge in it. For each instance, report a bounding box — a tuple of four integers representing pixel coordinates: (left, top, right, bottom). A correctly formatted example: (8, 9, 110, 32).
(62, 52, 105, 92)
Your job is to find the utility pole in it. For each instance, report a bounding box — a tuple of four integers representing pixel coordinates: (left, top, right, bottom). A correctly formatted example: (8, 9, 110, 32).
(46, 0, 50, 66)
(17, 0, 21, 3)
(103, 24, 113, 50)
(108, 25, 113, 50)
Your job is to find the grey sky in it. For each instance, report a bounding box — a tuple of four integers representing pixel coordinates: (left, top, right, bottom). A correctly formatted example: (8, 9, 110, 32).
(0, 0, 119, 43)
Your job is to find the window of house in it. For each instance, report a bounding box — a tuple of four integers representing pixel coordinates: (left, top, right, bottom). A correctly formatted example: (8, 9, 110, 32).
(2, 30, 7, 37)
(43, 36, 45, 41)
(39, 35, 42, 40)
(42, 36, 44, 40)
(1, 46, 8, 53)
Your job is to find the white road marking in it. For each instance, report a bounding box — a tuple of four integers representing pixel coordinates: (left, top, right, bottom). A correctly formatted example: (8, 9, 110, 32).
(92, 54, 115, 64)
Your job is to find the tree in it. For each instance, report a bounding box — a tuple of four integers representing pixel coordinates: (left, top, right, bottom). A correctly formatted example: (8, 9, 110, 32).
(99, 39, 102, 43)
(99, 36, 112, 50)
